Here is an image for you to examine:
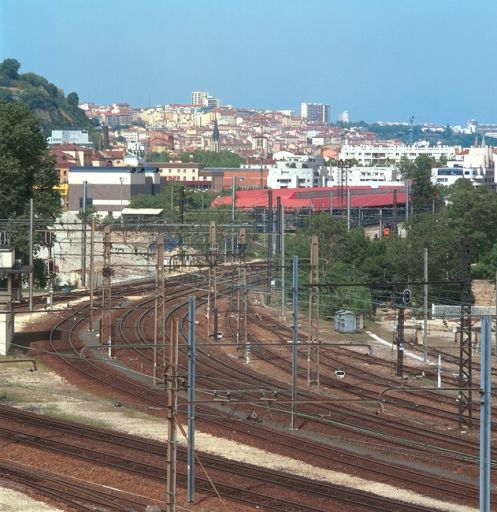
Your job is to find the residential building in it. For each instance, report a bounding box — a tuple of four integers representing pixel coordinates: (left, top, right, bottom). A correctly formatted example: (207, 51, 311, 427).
(153, 162, 208, 187)
(192, 91, 208, 106)
(206, 96, 220, 109)
(301, 102, 331, 124)
(268, 155, 328, 189)
(67, 167, 161, 216)
(431, 167, 485, 186)
(329, 166, 400, 186)
(48, 130, 93, 147)
(339, 143, 456, 166)
(191, 91, 220, 109)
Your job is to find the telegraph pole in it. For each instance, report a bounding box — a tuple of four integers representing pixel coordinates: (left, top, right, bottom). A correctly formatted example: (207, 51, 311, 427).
(423, 248, 428, 362)
(290, 256, 299, 430)
(395, 305, 405, 377)
(207, 221, 218, 340)
(187, 296, 196, 503)
(480, 316, 491, 512)
(280, 204, 286, 319)
(28, 198, 33, 312)
(154, 239, 165, 384)
(89, 218, 95, 331)
(392, 189, 398, 236)
(101, 226, 113, 355)
(307, 236, 320, 386)
(165, 317, 179, 512)
(238, 228, 249, 363)
(266, 189, 273, 306)
(81, 180, 88, 287)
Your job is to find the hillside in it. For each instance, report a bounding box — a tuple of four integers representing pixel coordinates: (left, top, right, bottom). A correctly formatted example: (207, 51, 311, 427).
(0, 58, 92, 134)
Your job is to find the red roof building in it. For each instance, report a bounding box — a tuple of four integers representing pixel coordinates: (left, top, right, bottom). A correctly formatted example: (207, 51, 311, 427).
(212, 186, 406, 211)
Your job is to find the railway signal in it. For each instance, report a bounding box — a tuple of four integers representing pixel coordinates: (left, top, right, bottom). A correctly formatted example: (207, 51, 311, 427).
(46, 258, 55, 276)
(402, 288, 411, 305)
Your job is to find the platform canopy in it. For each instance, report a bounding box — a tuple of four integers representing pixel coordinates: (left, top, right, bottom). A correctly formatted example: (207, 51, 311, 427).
(121, 208, 164, 216)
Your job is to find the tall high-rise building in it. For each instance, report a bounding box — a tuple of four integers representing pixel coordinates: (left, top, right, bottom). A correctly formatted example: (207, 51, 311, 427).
(206, 96, 220, 109)
(300, 102, 331, 123)
(338, 110, 350, 123)
(192, 91, 208, 105)
(192, 91, 220, 109)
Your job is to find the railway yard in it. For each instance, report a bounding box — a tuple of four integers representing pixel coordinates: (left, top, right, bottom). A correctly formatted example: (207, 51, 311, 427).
(0, 265, 493, 512)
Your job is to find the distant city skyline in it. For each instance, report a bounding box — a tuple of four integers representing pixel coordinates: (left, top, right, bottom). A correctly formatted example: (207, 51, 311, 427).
(1, 0, 497, 124)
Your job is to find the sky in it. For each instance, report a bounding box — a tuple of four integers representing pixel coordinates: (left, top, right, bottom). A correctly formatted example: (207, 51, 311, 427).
(1, 0, 496, 125)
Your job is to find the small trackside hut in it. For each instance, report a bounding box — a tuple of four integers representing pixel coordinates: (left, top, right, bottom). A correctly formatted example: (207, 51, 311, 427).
(0, 242, 31, 355)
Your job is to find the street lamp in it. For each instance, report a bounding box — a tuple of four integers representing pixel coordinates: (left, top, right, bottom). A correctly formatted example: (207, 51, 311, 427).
(231, 176, 245, 260)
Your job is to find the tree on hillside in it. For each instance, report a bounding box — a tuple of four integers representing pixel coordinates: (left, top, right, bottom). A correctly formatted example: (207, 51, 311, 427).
(67, 92, 79, 108)
(0, 58, 20, 80)
(0, 101, 61, 266)
(180, 150, 245, 168)
(148, 151, 170, 162)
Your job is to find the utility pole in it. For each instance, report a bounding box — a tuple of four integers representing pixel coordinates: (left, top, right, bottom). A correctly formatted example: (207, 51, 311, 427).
(187, 296, 196, 503)
(266, 189, 273, 306)
(45, 230, 54, 311)
(280, 205, 286, 319)
(28, 198, 33, 312)
(395, 305, 405, 377)
(81, 180, 88, 287)
(179, 187, 185, 266)
(423, 248, 428, 362)
(379, 208, 383, 239)
(165, 316, 179, 512)
(458, 236, 472, 428)
(290, 256, 298, 430)
(238, 228, 249, 363)
(153, 239, 165, 384)
(346, 189, 351, 232)
(89, 218, 95, 331)
(392, 189, 398, 236)
(480, 316, 491, 512)
(307, 236, 320, 387)
(207, 221, 218, 340)
(101, 226, 113, 356)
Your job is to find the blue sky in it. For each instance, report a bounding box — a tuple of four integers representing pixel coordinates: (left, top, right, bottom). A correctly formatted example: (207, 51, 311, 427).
(1, 0, 496, 124)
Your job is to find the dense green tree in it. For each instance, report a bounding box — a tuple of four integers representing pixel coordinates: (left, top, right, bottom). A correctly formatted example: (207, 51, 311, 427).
(0, 58, 20, 80)
(398, 155, 442, 213)
(442, 178, 497, 261)
(180, 150, 245, 168)
(66, 91, 79, 107)
(0, 101, 61, 263)
(148, 151, 170, 162)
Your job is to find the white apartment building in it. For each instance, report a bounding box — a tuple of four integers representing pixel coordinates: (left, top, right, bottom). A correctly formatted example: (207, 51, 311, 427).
(268, 155, 328, 189)
(192, 91, 208, 105)
(191, 91, 220, 109)
(339, 143, 456, 166)
(328, 166, 401, 186)
(48, 130, 92, 147)
(431, 167, 485, 186)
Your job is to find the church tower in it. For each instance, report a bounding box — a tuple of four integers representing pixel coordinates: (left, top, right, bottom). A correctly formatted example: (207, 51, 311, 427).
(211, 116, 220, 153)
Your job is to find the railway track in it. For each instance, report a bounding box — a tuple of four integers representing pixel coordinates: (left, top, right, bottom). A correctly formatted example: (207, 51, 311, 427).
(0, 405, 448, 512)
(5, 269, 485, 510)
